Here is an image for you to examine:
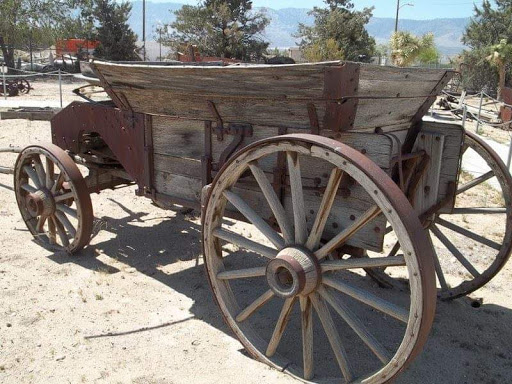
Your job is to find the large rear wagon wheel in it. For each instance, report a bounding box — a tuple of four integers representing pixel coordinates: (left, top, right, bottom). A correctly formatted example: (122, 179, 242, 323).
(202, 134, 436, 383)
(14, 143, 93, 253)
(370, 131, 512, 300)
(430, 130, 512, 300)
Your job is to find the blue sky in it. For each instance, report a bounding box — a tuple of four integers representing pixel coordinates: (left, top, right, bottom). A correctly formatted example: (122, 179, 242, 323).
(144, 0, 483, 19)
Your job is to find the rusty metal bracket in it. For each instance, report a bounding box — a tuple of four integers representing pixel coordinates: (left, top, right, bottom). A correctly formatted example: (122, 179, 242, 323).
(202, 121, 214, 186)
(212, 123, 253, 171)
(51, 102, 146, 190)
(207, 101, 225, 141)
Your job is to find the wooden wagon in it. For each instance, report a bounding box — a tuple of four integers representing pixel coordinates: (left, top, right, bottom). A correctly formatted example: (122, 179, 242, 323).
(13, 61, 512, 383)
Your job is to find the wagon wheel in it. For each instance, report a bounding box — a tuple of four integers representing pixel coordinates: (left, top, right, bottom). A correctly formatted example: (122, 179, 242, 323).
(430, 130, 512, 299)
(202, 134, 436, 383)
(16, 78, 31, 94)
(374, 131, 512, 300)
(6, 81, 19, 97)
(14, 143, 94, 253)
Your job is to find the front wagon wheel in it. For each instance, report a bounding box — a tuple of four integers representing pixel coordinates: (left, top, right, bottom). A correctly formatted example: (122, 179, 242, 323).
(202, 134, 436, 383)
(14, 143, 94, 253)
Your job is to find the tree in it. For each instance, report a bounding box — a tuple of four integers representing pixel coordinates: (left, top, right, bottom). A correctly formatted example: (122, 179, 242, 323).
(487, 39, 512, 100)
(297, 0, 376, 63)
(460, 0, 512, 95)
(0, 0, 81, 71)
(164, 0, 269, 61)
(87, 0, 139, 61)
(302, 38, 345, 62)
(390, 32, 438, 67)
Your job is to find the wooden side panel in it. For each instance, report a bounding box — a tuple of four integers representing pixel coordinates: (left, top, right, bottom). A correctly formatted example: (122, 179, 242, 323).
(93, 61, 452, 132)
(151, 116, 394, 251)
(419, 120, 464, 214)
(413, 133, 445, 214)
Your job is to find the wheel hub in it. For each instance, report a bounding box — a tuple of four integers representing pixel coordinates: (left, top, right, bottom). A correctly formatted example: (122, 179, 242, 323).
(25, 189, 55, 217)
(266, 247, 321, 298)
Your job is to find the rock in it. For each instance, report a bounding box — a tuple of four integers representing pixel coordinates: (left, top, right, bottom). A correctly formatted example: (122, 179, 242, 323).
(6, 323, 11, 327)
(55, 355, 66, 361)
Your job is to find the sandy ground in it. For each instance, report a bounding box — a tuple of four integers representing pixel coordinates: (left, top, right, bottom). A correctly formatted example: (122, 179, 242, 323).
(0, 81, 512, 384)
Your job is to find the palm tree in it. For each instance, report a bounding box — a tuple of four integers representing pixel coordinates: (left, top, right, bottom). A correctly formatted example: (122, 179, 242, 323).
(487, 39, 512, 101)
(390, 31, 438, 67)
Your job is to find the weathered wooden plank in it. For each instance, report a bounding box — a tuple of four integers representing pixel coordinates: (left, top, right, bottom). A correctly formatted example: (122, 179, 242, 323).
(153, 169, 385, 251)
(154, 154, 202, 179)
(95, 61, 451, 98)
(152, 117, 394, 172)
(105, 87, 432, 131)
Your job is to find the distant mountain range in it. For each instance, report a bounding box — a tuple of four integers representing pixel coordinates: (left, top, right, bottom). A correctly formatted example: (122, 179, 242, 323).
(128, 1, 469, 57)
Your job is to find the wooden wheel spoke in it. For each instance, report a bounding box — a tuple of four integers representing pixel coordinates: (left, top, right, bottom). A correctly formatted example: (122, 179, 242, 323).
(316, 205, 381, 260)
(213, 228, 278, 259)
(36, 216, 47, 233)
(428, 233, 448, 291)
(457, 170, 494, 195)
(310, 293, 353, 382)
(248, 162, 294, 245)
(45, 157, 55, 190)
(217, 267, 266, 280)
(48, 217, 56, 245)
(449, 207, 507, 215)
(55, 211, 77, 239)
(300, 296, 314, 380)
(21, 183, 37, 194)
(266, 298, 296, 357)
(223, 190, 285, 249)
(23, 165, 41, 188)
(436, 217, 501, 250)
(51, 172, 65, 194)
(51, 216, 69, 247)
(33, 157, 46, 189)
(319, 286, 391, 364)
(323, 277, 409, 323)
(56, 203, 78, 220)
(236, 290, 274, 323)
(321, 256, 406, 272)
(286, 152, 308, 244)
(388, 241, 401, 257)
(306, 168, 344, 251)
(431, 225, 480, 278)
(54, 192, 75, 203)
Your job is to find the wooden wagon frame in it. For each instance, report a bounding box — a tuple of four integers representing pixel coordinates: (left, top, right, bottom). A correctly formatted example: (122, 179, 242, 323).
(12, 61, 512, 383)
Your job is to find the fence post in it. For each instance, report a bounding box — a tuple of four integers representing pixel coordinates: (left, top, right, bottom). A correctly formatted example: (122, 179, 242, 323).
(2, 64, 6, 101)
(462, 105, 467, 131)
(58, 69, 63, 108)
(476, 91, 484, 134)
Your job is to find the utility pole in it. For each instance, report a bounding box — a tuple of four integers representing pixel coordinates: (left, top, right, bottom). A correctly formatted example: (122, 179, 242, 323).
(159, 28, 162, 61)
(143, 0, 146, 61)
(395, 0, 400, 33)
(395, 0, 414, 33)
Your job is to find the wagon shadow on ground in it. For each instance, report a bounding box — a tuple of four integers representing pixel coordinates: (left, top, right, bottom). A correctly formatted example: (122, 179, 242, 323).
(46, 202, 512, 384)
